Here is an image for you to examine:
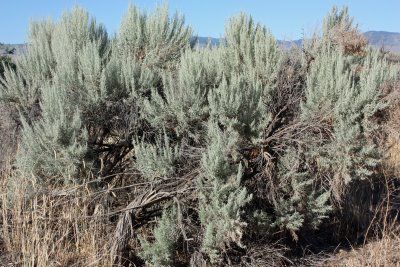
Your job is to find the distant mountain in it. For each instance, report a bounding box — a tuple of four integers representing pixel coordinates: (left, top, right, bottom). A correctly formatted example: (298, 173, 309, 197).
(364, 31, 400, 52)
(2, 31, 400, 55)
(277, 39, 303, 50)
(194, 31, 400, 52)
(193, 36, 220, 47)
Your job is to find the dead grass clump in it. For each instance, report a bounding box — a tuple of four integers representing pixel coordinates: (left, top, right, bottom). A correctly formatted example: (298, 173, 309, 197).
(0, 104, 19, 170)
(0, 165, 115, 266)
(318, 227, 400, 267)
(381, 81, 400, 176)
(329, 25, 368, 56)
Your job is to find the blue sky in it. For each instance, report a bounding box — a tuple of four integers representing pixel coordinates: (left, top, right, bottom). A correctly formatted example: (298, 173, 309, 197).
(1, 0, 399, 43)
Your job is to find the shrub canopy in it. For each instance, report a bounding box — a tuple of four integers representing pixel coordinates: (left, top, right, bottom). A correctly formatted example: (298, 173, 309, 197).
(0, 5, 398, 266)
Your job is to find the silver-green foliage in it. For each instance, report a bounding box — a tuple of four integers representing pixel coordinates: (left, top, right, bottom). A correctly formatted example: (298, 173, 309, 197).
(3, 3, 396, 264)
(272, 148, 331, 236)
(224, 13, 281, 87)
(1, 4, 193, 183)
(208, 74, 265, 139)
(0, 20, 54, 115)
(216, 13, 281, 138)
(139, 207, 179, 267)
(193, 16, 282, 259)
(117, 4, 192, 68)
(115, 4, 192, 98)
(301, 48, 397, 190)
(134, 132, 181, 181)
(143, 12, 281, 138)
(3, 7, 106, 182)
(198, 123, 252, 263)
(301, 7, 398, 198)
(143, 47, 224, 135)
(17, 82, 87, 183)
(322, 6, 353, 41)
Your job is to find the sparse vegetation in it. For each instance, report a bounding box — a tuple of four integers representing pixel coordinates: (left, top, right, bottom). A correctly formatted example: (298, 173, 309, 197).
(0, 5, 399, 266)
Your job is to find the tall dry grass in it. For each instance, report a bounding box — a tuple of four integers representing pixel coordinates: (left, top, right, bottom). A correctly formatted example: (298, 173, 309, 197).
(318, 226, 400, 267)
(0, 163, 116, 266)
(383, 81, 400, 177)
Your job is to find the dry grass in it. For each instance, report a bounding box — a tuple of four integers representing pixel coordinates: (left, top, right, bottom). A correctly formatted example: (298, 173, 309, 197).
(317, 228, 400, 267)
(0, 104, 19, 170)
(330, 25, 368, 56)
(0, 164, 116, 266)
(382, 81, 400, 176)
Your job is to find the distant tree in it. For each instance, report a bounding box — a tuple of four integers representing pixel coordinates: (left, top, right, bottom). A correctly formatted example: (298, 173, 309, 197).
(5, 46, 16, 54)
(0, 55, 16, 78)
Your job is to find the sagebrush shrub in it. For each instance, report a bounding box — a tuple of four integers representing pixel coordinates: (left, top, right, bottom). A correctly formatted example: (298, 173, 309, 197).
(0, 4, 398, 266)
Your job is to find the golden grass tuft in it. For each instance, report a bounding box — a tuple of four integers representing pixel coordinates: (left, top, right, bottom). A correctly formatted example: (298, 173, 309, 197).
(382, 82, 400, 176)
(319, 228, 400, 267)
(0, 163, 115, 266)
